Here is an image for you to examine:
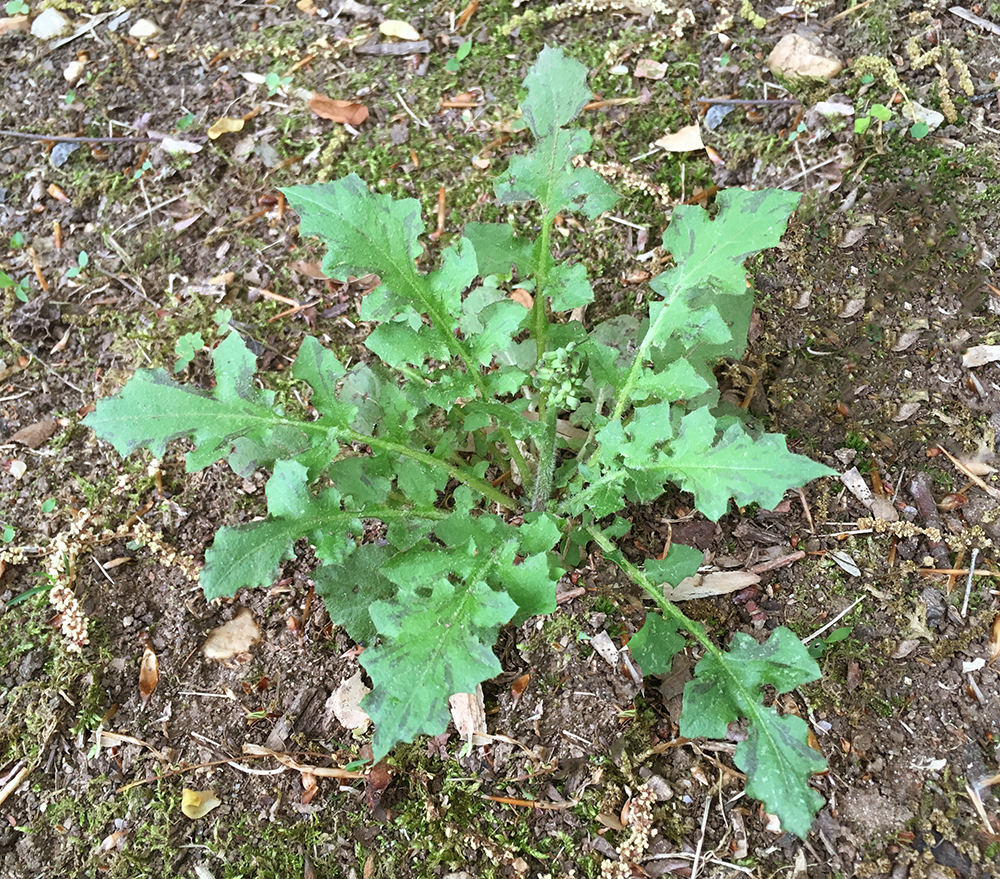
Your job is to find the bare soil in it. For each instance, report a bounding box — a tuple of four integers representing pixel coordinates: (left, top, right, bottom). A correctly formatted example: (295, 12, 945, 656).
(1, 2, 999, 878)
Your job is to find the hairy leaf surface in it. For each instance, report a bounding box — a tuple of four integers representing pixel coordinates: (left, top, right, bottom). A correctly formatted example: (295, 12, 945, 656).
(681, 628, 826, 838)
(362, 577, 517, 760)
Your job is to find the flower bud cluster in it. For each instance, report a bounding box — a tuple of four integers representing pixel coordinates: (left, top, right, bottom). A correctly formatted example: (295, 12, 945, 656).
(533, 341, 587, 411)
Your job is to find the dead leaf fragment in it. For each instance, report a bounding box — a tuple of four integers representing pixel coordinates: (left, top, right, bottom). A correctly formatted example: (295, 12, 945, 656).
(138, 647, 159, 704)
(202, 608, 261, 660)
(892, 401, 921, 422)
(379, 19, 420, 40)
(330, 671, 371, 732)
(634, 58, 667, 79)
(654, 124, 704, 152)
(449, 685, 489, 745)
(160, 137, 203, 155)
(962, 345, 1000, 368)
(510, 288, 533, 308)
(364, 760, 392, 809)
(510, 673, 530, 706)
(181, 789, 221, 819)
(989, 614, 1000, 664)
(308, 93, 369, 126)
(10, 419, 59, 449)
(208, 116, 245, 139)
(664, 570, 760, 601)
(0, 15, 30, 36)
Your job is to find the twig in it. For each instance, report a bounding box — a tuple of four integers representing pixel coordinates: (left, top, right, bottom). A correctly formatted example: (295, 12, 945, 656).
(394, 90, 431, 127)
(803, 596, 865, 644)
(0, 129, 207, 144)
(690, 794, 712, 879)
(113, 194, 186, 234)
(0, 762, 31, 808)
(934, 445, 1000, 500)
(961, 548, 979, 618)
(695, 97, 801, 106)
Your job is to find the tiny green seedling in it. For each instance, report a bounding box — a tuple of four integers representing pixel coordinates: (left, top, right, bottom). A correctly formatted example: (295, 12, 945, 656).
(41, 499, 57, 514)
(807, 625, 853, 659)
(9, 232, 24, 250)
(174, 332, 205, 373)
(131, 159, 153, 182)
(855, 101, 930, 139)
(66, 250, 89, 279)
(176, 112, 196, 130)
(0, 270, 32, 303)
(85, 48, 834, 838)
(5, 0, 28, 15)
(264, 71, 293, 96)
(445, 40, 473, 73)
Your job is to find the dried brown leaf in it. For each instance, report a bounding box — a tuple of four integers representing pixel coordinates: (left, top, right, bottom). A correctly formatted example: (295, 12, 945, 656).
(202, 608, 261, 660)
(138, 646, 159, 704)
(654, 124, 704, 152)
(308, 93, 369, 125)
(10, 419, 59, 449)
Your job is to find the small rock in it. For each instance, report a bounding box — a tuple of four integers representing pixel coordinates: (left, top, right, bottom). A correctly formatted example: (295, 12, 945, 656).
(63, 59, 86, 84)
(30, 7, 71, 40)
(128, 18, 162, 39)
(768, 33, 843, 81)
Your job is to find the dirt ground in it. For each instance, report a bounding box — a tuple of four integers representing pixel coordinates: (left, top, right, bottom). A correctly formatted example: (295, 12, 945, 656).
(1, 1, 999, 877)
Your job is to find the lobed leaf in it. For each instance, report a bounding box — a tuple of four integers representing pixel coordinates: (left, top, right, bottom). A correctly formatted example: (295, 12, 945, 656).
(362, 576, 518, 760)
(283, 175, 425, 305)
(653, 408, 835, 521)
(654, 189, 802, 304)
(520, 45, 592, 138)
(201, 460, 363, 599)
(681, 628, 826, 838)
(84, 332, 284, 474)
(628, 613, 686, 675)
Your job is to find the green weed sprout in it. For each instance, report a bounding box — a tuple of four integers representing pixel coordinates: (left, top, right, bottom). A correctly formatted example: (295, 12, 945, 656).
(84, 48, 834, 838)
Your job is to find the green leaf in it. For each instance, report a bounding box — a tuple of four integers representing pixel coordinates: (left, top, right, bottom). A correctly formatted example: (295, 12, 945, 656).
(681, 628, 826, 837)
(909, 121, 929, 139)
(463, 222, 536, 279)
(460, 280, 528, 366)
(496, 130, 618, 219)
(655, 408, 835, 521)
(292, 335, 347, 416)
(628, 613, 685, 675)
(644, 543, 702, 587)
(313, 544, 397, 644)
(174, 332, 204, 373)
(870, 103, 891, 122)
(854, 116, 871, 135)
(283, 175, 425, 304)
(362, 577, 517, 760)
(83, 332, 284, 473)
(493, 49, 616, 220)
(547, 262, 594, 310)
(653, 189, 801, 304)
(520, 45, 592, 138)
(200, 460, 363, 599)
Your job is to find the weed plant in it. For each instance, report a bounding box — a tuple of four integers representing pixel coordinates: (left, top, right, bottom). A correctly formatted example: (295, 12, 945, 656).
(85, 48, 834, 837)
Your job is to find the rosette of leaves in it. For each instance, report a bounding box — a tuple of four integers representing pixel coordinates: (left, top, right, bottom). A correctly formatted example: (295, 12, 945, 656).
(85, 47, 834, 837)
